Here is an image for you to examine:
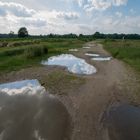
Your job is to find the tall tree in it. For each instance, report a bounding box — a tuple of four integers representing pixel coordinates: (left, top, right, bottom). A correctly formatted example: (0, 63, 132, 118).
(18, 27, 28, 37)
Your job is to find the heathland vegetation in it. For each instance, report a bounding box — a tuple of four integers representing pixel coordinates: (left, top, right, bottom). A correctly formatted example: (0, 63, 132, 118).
(103, 39, 140, 71)
(0, 38, 85, 73)
(0, 28, 140, 73)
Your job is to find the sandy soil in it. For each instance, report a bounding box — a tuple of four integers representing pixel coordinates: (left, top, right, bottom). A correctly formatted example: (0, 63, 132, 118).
(0, 42, 140, 140)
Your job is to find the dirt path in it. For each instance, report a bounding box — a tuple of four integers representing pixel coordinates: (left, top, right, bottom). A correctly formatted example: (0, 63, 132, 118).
(59, 42, 140, 140)
(0, 42, 140, 140)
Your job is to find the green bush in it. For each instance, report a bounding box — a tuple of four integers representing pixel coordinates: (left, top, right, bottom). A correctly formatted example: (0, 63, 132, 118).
(24, 45, 48, 58)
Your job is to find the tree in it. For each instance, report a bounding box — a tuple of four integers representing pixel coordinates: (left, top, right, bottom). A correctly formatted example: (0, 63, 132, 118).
(18, 27, 28, 37)
(9, 31, 14, 37)
(93, 32, 101, 38)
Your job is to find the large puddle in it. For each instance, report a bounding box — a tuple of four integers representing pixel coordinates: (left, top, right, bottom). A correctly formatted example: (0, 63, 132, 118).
(103, 104, 140, 140)
(0, 80, 71, 140)
(41, 54, 96, 75)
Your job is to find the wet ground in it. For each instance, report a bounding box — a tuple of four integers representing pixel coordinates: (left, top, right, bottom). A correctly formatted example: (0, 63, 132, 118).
(103, 104, 140, 140)
(0, 91, 71, 140)
(0, 42, 140, 140)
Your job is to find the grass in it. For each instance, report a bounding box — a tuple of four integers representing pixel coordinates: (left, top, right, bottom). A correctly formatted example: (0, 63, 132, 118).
(0, 38, 85, 73)
(41, 71, 85, 95)
(103, 40, 140, 71)
(24, 45, 48, 58)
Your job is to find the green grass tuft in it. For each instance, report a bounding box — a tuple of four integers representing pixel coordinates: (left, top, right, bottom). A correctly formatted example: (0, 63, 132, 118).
(103, 40, 140, 71)
(24, 45, 48, 58)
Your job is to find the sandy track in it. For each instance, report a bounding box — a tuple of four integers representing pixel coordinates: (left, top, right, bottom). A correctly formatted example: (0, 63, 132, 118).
(59, 42, 140, 140)
(0, 42, 139, 140)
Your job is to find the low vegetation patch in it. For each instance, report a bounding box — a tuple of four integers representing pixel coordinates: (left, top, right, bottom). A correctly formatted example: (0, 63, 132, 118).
(0, 39, 85, 73)
(24, 45, 48, 58)
(103, 40, 140, 71)
(41, 71, 85, 95)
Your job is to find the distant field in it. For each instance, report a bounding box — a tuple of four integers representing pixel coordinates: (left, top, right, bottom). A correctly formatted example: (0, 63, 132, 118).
(103, 40, 140, 71)
(0, 38, 85, 73)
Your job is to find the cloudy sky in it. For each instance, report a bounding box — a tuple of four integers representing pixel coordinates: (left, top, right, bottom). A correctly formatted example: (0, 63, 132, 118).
(0, 0, 140, 35)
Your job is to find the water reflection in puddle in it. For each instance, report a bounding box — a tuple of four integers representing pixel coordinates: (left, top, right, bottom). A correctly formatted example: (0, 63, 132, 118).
(85, 53, 100, 57)
(85, 52, 112, 61)
(41, 54, 96, 75)
(0, 80, 45, 96)
(104, 104, 140, 140)
(0, 80, 71, 140)
(92, 57, 112, 61)
(69, 49, 78, 52)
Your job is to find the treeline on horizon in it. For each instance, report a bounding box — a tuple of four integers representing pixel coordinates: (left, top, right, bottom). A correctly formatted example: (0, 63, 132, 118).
(0, 32, 140, 40)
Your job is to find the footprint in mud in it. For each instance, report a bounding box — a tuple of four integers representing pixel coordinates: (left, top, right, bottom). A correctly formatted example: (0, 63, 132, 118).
(103, 104, 140, 140)
(0, 81, 71, 140)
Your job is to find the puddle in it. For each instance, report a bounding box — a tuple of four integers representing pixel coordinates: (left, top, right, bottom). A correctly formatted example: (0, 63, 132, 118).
(85, 52, 112, 61)
(41, 54, 96, 75)
(0, 80, 45, 96)
(83, 46, 91, 49)
(0, 80, 71, 140)
(85, 53, 100, 57)
(69, 49, 78, 52)
(92, 57, 112, 61)
(103, 104, 140, 140)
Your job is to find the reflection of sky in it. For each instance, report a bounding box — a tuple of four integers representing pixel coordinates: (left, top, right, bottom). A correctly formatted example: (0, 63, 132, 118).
(42, 54, 96, 75)
(92, 57, 112, 61)
(0, 79, 40, 89)
(85, 53, 100, 57)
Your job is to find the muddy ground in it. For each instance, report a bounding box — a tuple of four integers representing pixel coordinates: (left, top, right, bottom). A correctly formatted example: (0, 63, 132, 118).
(0, 42, 140, 140)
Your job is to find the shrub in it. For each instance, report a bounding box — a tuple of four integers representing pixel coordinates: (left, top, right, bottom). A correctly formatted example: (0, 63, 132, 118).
(0, 42, 8, 47)
(24, 45, 48, 58)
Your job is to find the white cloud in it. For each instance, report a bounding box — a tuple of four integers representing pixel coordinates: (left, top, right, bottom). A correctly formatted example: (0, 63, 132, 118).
(115, 12, 123, 17)
(0, 0, 139, 35)
(89, 15, 140, 34)
(39, 10, 79, 21)
(19, 18, 47, 27)
(0, 1, 36, 17)
(57, 12, 79, 20)
(113, 0, 127, 6)
(76, 0, 128, 12)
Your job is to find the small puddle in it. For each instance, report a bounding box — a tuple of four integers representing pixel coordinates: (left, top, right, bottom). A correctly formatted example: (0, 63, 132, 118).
(91, 57, 112, 61)
(83, 46, 91, 49)
(41, 54, 97, 75)
(103, 104, 140, 140)
(85, 53, 112, 61)
(0, 80, 71, 140)
(85, 53, 100, 57)
(69, 49, 78, 52)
